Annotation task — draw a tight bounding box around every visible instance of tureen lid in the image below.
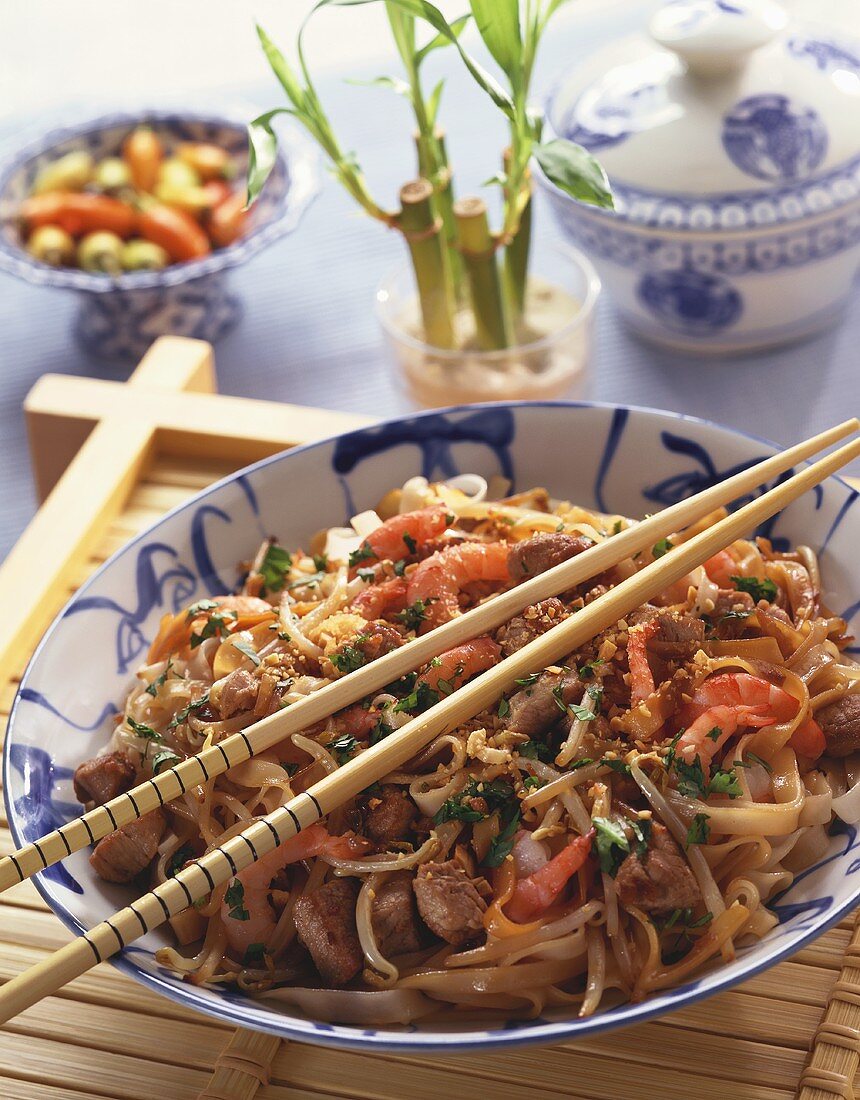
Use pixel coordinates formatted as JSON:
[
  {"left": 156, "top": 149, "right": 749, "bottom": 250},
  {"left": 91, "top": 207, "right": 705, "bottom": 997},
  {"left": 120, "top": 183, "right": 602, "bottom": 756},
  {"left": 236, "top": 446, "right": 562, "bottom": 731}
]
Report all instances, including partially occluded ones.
[{"left": 547, "top": 0, "right": 860, "bottom": 230}]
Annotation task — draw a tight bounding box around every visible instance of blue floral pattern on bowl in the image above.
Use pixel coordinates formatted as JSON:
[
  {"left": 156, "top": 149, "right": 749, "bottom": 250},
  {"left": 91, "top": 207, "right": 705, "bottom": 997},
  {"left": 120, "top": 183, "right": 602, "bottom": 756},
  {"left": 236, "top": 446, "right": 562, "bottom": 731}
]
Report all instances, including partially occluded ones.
[
  {"left": 0, "top": 111, "right": 320, "bottom": 361},
  {"left": 4, "top": 402, "right": 858, "bottom": 1052},
  {"left": 722, "top": 93, "right": 828, "bottom": 181}
]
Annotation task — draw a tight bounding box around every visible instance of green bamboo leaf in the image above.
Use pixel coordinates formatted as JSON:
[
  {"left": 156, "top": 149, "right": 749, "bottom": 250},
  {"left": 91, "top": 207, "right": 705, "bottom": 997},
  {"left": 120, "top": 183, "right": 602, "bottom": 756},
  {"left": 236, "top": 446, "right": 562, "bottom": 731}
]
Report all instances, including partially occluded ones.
[
  {"left": 468, "top": 0, "right": 521, "bottom": 80},
  {"left": 414, "top": 13, "right": 470, "bottom": 65},
  {"left": 246, "top": 108, "right": 294, "bottom": 206},
  {"left": 426, "top": 77, "right": 445, "bottom": 124},
  {"left": 348, "top": 74, "right": 411, "bottom": 96},
  {"left": 386, "top": 3, "right": 416, "bottom": 66},
  {"left": 256, "top": 24, "right": 306, "bottom": 110},
  {"left": 305, "top": 0, "right": 514, "bottom": 117},
  {"left": 533, "top": 138, "right": 614, "bottom": 209}
]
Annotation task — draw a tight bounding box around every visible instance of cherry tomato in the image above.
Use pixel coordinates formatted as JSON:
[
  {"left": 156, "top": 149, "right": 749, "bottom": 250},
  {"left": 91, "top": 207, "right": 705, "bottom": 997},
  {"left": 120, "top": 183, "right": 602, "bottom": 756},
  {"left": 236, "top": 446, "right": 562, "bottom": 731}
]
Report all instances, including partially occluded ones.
[{"left": 20, "top": 192, "right": 137, "bottom": 238}]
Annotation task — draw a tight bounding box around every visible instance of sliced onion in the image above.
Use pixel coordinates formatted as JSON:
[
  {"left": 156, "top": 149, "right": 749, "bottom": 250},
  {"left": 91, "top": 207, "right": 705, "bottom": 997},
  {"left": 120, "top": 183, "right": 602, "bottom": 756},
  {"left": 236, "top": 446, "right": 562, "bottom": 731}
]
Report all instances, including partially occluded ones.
[
  {"left": 399, "top": 476, "right": 430, "bottom": 512},
  {"left": 351, "top": 510, "right": 383, "bottom": 538},
  {"left": 444, "top": 474, "right": 488, "bottom": 501},
  {"left": 512, "top": 830, "right": 549, "bottom": 877},
  {"left": 833, "top": 777, "right": 860, "bottom": 824}
]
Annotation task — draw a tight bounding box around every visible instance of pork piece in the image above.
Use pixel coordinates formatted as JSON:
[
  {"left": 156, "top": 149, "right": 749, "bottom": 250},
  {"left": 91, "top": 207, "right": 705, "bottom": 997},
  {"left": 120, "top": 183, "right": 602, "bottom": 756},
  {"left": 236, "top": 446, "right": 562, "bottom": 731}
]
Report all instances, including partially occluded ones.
[
  {"left": 90, "top": 810, "right": 165, "bottom": 883},
  {"left": 496, "top": 597, "right": 567, "bottom": 657},
  {"left": 294, "top": 878, "right": 363, "bottom": 986},
  {"left": 372, "top": 872, "right": 424, "bottom": 956},
  {"left": 364, "top": 785, "right": 416, "bottom": 848},
  {"left": 709, "top": 589, "right": 756, "bottom": 639},
  {"left": 73, "top": 751, "right": 135, "bottom": 806},
  {"left": 355, "top": 621, "right": 404, "bottom": 662},
  {"left": 647, "top": 613, "right": 705, "bottom": 663},
  {"left": 218, "top": 668, "right": 258, "bottom": 719},
  {"left": 505, "top": 670, "right": 581, "bottom": 739},
  {"left": 615, "top": 822, "right": 701, "bottom": 914},
  {"left": 507, "top": 532, "right": 593, "bottom": 582},
  {"left": 413, "top": 860, "right": 487, "bottom": 945},
  {"left": 817, "top": 694, "right": 860, "bottom": 757}
]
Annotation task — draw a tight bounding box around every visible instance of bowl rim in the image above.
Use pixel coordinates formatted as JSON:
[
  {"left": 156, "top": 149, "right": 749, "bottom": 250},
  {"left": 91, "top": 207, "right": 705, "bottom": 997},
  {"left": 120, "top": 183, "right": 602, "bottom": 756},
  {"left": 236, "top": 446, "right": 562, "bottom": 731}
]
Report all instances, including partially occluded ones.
[
  {"left": 5, "top": 397, "right": 858, "bottom": 1052},
  {"left": 0, "top": 108, "right": 320, "bottom": 292}
]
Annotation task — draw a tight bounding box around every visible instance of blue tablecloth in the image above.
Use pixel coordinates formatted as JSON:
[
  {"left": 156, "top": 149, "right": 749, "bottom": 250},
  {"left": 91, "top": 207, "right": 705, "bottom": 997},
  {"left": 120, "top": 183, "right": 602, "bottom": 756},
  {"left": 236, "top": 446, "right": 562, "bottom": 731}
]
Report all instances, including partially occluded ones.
[{"left": 1, "top": 3, "right": 858, "bottom": 560}]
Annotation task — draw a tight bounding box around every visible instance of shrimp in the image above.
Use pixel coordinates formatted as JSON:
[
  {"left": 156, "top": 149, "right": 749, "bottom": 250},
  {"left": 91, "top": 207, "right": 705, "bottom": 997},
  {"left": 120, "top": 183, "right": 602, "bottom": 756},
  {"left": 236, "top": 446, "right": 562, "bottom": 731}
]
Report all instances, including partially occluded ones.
[
  {"left": 417, "top": 637, "right": 501, "bottom": 694},
  {"left": 350, "top": 506, "right": 448, "bottom": 571},
  {"left": 407, "top": 541, "right": 510, "bottom": 630},
  {"left": 627, "top": 620, "right": 659, "bottom": 704},
  {"left": 703, "top": 550, "right": 738, "bottom": 588},
  {"left": 221, "top": 823, "right": 371, "bottom": 955},
  {"left": 506, "top": 830, "right": 594, "bottom": 924},
  {"left": 674, "top": 672, "right": 801, "bottom": 766},
  {"left": 350, "top": 577, "right": 408, "bottom": 620}
]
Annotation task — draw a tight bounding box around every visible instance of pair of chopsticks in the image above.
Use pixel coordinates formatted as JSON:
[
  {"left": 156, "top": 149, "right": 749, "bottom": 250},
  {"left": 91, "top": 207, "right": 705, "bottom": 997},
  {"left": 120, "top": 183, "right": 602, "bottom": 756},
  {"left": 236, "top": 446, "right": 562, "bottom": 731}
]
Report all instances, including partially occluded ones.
[{"left": 0, "top": 419, "right": 857, "bottom": 1024}]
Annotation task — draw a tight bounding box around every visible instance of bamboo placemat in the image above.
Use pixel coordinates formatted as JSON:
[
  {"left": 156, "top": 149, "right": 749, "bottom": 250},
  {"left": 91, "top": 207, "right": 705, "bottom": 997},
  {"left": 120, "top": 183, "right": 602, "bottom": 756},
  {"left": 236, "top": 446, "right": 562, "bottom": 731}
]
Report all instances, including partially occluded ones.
[{"left": 1, "top": 336, "right": 858, "bottom": 1100}]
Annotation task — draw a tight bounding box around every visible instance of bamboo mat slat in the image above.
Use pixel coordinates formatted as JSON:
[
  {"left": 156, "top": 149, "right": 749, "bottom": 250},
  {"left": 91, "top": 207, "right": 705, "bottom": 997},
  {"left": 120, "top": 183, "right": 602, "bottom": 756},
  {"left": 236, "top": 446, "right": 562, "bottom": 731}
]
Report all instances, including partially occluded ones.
[{"left": 2, "top": 357, "right": 860, "bottom": 1100}]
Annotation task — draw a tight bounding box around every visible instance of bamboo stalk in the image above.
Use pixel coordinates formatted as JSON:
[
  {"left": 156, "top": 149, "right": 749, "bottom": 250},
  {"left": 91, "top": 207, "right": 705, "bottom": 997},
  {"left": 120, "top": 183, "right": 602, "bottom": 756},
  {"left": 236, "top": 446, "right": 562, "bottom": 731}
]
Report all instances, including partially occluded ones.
[
  {"left": 1, "top": 417, "right": 856, "bottom": 894},
  {"left": 398, "top": 179, "right": 456, "bottom": 350},
  {"left": 0, "top": 431, "right": 857, "bottom": 1024},
  {"left": 503, "top": 148, "right": 532, "bottom": 322},
  {"left": 454, "top": 196, "right": 510, "bottom": 350},
  {"left": 414, "top": 127, "right": 462, "bottom": 297}
]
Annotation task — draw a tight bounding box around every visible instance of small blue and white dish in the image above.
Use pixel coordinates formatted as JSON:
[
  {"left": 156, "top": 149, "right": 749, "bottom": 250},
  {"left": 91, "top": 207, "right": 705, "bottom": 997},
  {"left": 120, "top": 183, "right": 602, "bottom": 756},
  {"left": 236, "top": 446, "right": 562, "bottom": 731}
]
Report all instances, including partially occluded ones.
[
  {"left": 4, "top": 402, "right": 859, "bottom": 1050},
  {"left": 537, "top": 0, "right": 860, "bottom": 354},
  {"left": 0, "top": 111, "right": 319, "bottom": 362}
]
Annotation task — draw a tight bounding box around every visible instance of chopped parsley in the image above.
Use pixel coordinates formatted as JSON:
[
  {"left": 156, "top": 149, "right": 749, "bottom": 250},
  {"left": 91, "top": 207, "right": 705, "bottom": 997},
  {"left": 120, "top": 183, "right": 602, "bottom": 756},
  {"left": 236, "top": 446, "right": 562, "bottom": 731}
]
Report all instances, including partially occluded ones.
[
  {"left": 167, "top": 691, "right": 211, "bottom": 729},
  {"left": 652, "top": 537, "right": 674, "bottom": 559},
  {"left": 578, "top": 659, "right": 604, "bottom": 681},
  {"left": 673, "top": 755, "right": 708, "bottom": 800},
  {"left": 146, "top": 659, "right": 173, "bottom": 698},
  {"left": 286, "top": 571, "right": 325, "bottom": 591},
  {"left": 484, "top": 810, "right": 521, "bottom": 868},
  {"left": 330, "top": 640, "right": 369, "bottom": 675},
  {"left": 328, "top": 734, "right": 359, "bottom": 765},
  {"left": 658, "top": 908, "right": 713, "bottom": 932},
  {"left": 434, "top": 778, "right": 515, "bottom": 825},
  {"left": 348, "top": 544, "right": 377, "bottom": 568},
  {"left": 743, "top": 751, "right": 773, "bottom": 774},
  {"left": 393, "top": 681, "right": 440, "bottom": 714},
  {"left": 665, "top": 728, "right": 684, "bottom": 768},
  {"left": 186, "top": 599, "right": 218, "bottom": 620},
  {"left": 686, "top": 813, "right": 710, "bottom": 846},
  {"left": 393, "top": 558, "right": 407, "bottom": 577},
  {"left": 600, "top": 757, "right": 632, "bottom": 777},
  {"left": 497, "top": 697, "right": 511, "bottom": 718},
  {"left": 517, "top": 739, "right": 554, "bottom": 762},
  {"left": 259, "top": 543, "right": 293, "bottom": 594},
  {"left": 190, "top": 609, "right": 237, "bottom": 649},
  {"left": 312, "top": 552, "right": 329, "bottom": 572},
  {"left": 232, "top": 639, "right": 261, "bottom": 666},
  {"left": 435, "top": 663, "right": 464, "bottom": 697},
  {"left": 612, "top": 519, "right": 623, "bottom": 535},
  {"left": 402, "top": 532, "right": 417, "bottom": 554},
  {"left": 357, "top": 567, "right": 376, "bottom": 582},
  {"left": 515, "top": 672, "right": 540, "bottom": 688},
  {"left": 167, "top": 843, "right": 194, "bottom": 878},
  {"left": 224, "top": 880, "right": 249, "bottom": 921},
  {"left": 592, "top": 816, "right": 631, "bottom": 877},
  {"left": 522, "top": 776, "right": 544, "bottom": 790},
  {"left": 395, "top": 598, "right": 435, "bottom": 632},
  {"left": 127, "top": 715, "right": 162, "bottom": 742},
  {"left": 706, "top": 726, "right": 722, "bottom": 742},
  {"left": 555, "top": 682, "right": 602, "bottom": 721},
  {"left": 731, "top": 575, "right": 778, "bottom": 603},
  {"left": 152, "top": 748, "right": 181, "bottom": 774},
  {"left": 243, "top": 942, "right": 267, "bottom": 967},
  {"left": 370, "top": 716, "right": 393, "bottom": 745},
  {"left": 708, "top": 768, "right": 743, "bottom": 798}
]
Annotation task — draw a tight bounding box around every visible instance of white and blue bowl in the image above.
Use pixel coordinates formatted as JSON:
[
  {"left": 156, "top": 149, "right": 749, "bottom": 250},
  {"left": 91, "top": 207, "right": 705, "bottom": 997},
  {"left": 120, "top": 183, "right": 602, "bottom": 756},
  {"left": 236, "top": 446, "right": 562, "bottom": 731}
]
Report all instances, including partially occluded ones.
[
  {"left": 0, "top": 111, "right": 319, "bottom": 362},
  {"left": 536, "top": 2, "right": 860, "bottom": 353},
  {"left": 4, "top": 402, "right": 859, "bottom": 1050}
]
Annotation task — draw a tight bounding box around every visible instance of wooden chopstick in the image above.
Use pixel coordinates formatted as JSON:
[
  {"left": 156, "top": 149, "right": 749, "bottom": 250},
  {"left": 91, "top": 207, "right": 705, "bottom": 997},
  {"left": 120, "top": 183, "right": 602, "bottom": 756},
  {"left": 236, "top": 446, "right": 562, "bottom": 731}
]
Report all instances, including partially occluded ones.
[
  {"left": 0, "top": 430, "right": 857, "bottom": 1024},
  {"left": 1, "top": 418, "right": 856, "bottom": 897}
]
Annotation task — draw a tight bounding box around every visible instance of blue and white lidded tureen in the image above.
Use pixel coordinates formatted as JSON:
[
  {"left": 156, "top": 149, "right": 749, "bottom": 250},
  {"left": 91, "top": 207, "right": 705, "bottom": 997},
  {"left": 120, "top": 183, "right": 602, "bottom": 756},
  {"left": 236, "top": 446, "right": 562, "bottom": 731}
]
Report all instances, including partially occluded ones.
[{"left": 538, "top": 0, "right": 860, "bottom": 353}]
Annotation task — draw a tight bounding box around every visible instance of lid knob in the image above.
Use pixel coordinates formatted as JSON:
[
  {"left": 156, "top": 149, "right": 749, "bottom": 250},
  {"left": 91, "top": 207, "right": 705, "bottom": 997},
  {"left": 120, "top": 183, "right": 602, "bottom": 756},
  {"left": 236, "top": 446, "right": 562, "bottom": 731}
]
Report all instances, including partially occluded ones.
[{"left": 650, "top": 0, "right": 788, "bottom": 76}]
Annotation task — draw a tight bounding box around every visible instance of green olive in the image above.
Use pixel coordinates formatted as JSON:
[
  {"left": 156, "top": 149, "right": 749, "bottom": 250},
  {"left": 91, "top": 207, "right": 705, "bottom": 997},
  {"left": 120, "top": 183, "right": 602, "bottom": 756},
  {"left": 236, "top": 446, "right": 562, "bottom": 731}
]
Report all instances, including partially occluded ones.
[
  {"left": 78, "top": 231, "right": 124, "bottom": 274},
  {"left": 157, "top": 157, "right": 200, "bottom": 189},
  {"left": 120, "top": 238, "right": 170, "bottom": 271},
  {"left": 26, "top": 224, "right": 75, "bottom": 266},
  {"left": 32, "top": 150, "right": 94, "bottom": 195},
  {"left": 93, "top": 157, "right": 132, "bottom": 193}
]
